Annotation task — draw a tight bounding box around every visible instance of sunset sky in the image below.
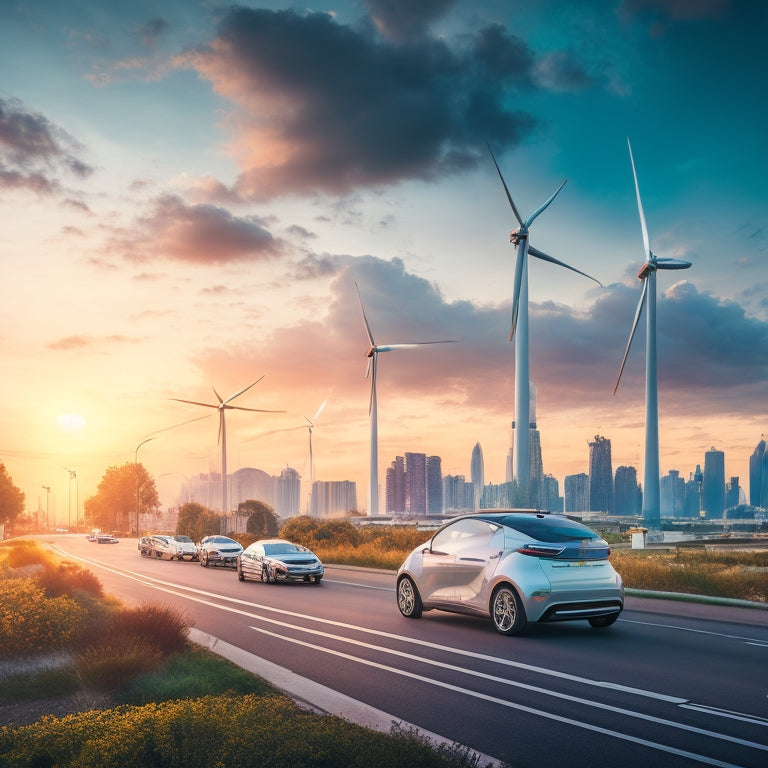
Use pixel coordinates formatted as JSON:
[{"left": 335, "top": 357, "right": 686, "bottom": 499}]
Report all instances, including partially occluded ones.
[{"left": 1, "top": 0, "right": 766, "bottom": 522}]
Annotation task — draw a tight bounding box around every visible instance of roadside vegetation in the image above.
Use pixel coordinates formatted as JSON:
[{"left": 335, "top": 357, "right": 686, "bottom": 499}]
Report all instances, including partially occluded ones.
[{"left": 0, "top": 539, "right": 497, "bottom": 768}]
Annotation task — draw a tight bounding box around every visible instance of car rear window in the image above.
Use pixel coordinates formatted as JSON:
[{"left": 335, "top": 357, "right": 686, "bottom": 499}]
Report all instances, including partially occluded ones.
[{"left": 500, "top": 516, "right": 601, "bottom": 542}]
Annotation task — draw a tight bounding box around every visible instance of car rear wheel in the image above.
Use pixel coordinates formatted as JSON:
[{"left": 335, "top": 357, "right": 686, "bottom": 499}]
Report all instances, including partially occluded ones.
[
  {"left": 491, "top": 585, "right": 526, "bottom": 636},
  {"left": 261, "top": 565, "right": 271, "bottom": 583},
  {"left": 588, "top": 613, "right": 620, "bottom": 628},
  {"left": 397, "top": 575, "right": 423, "bottom": 619},
  {"left": 200, "top": 553, "right": 209, "bottom": 567},
  {"left": 237, "top": 563, "right": 245, "bottom": 582}
]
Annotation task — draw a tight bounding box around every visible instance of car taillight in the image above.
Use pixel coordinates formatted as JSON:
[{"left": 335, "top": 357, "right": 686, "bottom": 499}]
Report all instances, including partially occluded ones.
[{"left": 518, "top": 544, "right": 566, "bottom": 558}]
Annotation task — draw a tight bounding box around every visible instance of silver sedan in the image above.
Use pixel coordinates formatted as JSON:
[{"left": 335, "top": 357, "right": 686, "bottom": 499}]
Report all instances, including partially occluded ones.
[
  {"left": 396, "top": 512, "right": 623, "bottom": 635},
  {"left": 237, "top": 539, "right": 324, "bottom": 584}
]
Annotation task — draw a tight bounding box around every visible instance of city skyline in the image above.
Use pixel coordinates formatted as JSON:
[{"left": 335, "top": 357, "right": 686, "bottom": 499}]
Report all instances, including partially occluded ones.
[{"left": 1, "top": 1, "right": 766, "bottom": 519}]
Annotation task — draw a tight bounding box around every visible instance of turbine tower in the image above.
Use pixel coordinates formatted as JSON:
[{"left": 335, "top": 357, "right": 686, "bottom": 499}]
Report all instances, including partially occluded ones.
[
  {"left": 488, "top": 146, "right": 601, "bottom": 490},
  {"left": 614, "top": 139, "right": 691, "bottom": 527},
  {"left": 355, "top": 282, "right": 457, "bottom": 516},
  {"left": 171, "top": 378, "right": 285, "bottom": 515},
  {"left": 305, "top": 398, "right": 328, "bottom": 486}
]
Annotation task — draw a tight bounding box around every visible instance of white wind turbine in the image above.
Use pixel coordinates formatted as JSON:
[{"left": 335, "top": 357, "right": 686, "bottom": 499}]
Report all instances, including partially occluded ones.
[
  {"left": 614, "top": 139, "right": 691, "bottom": 526},
  {"left": 488, "top": 145, "right": 602, "bottom": 490},
  {"left": 304, "top": 398, "right": 328, "bottom": 487},
  {"left": 355, "top": 282, "right": 457, "bottom": 516},
  {"left": 170, "top": 377, "right": 285, "bottom": 514}
]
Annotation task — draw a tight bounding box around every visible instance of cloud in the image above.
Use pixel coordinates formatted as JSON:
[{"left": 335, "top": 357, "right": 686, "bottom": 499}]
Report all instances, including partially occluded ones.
[
  {"left": 178, "top": 7, "right": 541, "bottom": 199},
  {"left": 0, "top": 96, "right": 93, "bottom": 196},
  {"left": 189, "top": 258, "right": 768, "bottom": 424},
  {"left": 48, "top": 334, "right": 140, "bottom": 351},
  {"left": 363, "top": 0, "right": 456, "bottom": 42},
  {"left": 115, "top": 194, "right": 285, "bottom": 264}
]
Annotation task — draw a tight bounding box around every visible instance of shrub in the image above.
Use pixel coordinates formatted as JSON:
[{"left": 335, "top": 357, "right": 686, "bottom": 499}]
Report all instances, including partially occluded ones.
[
  {"left": 279, "top": 515, "right": 321, "bottom": 546},
  {"left": 0, "top": 578, "right": 87, "bottom": 656},
  {"left": 37, "top": 563, "right": 104, "bottom": 598},
  {"left": 0, "top": 540, "right": 55, "bottom": 572},
  {"left": 313, "top": 520, "right": 360, "bottom": 547},
  {"left": 74, "top": 635, "right": 164, "bottom": 690}
]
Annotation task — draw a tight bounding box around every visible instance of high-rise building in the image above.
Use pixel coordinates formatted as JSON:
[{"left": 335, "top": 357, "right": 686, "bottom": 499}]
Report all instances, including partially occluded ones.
[
  {"left": 404, "top": 453, "right": 426, "bottom": 515},
  {"left": 471, "top": 442, "right": 484, "bottom": 511},
  {"left": 660, "top": 470, "right": 685, "bottom": 517},
  {"left": 443, "top": 474, "right": 473, "bottom": 512},
  {"left": 541, "top": 474, "right": 563, "bottom": 512},
  {"left": 750, "top": 438, "right": 767, "bottom": 508},
  {"left": 385, "top": 456, "right": 406, "bottom": 515},
  {"left": 564, "top": 473, "right": 589, "bottom": 513},
  {"left": 310, "top": 480, "right": 358, "bottom": 518},
  {"left": 588, "top": 435, "right": 613, "bottom": 513},
  {"left": 702, "top": 447, "right": 725, "bottom": 519},
  {"left": 683, "top": 465, "right": 703, "bottom": 518},
  {"left": 426, "top": 456, "right": 443, "bottom": 514},
  {"left": 614, "top": 466, "right": 641, "bottom": 516},
  {"left": 726, "top": 477, "right": 740, "bottom": 510},
  {"left": 276, "top": 467, "right": 301, "bottom": 518}
]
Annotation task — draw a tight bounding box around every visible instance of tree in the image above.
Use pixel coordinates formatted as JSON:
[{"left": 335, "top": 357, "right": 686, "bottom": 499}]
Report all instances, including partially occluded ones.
[
  {"left": 0, "top": 461, "right": 25, "bottom": 526},
  {"left": 84, "top": 462, "right": 159, "bottom": 533},
  {"left": 176, "top": 502, "right": 221, "bottom": 541},
  {"left": 279, "top": 515, "right": 320, "bottom": 546},
  {"left": 314, "top": 519, "right": 360, "bottom": 547},
  {"left": 241, "top": 500, "right": 278, "bottom": 538}
]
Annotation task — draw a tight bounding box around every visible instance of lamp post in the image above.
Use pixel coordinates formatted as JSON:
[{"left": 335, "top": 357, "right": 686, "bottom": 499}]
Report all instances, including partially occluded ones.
[
  {"left": 64, "top": 468, "right": 77, "bottom": 531},
  {"left": 135, "top": 438, "right": 157, "bottom": 537},
  {"left": 41, "top": 485, "right": 53, "bottom": 530}
]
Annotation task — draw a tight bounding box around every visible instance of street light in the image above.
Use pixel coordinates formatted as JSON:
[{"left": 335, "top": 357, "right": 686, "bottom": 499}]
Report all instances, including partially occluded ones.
[
  {"left": 64, "top": 468, "right": 77, "bottom": 531},
  {"left": 41, "top": 485, "right": 53, "bottom": 530},
  {"left": 135, "top": 438, "right": 157, "bottom": 536}
]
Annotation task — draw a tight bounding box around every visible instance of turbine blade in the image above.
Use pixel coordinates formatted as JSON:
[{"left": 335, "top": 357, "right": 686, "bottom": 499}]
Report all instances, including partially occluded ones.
[
  {"left": 312, "top": 397, "right": 328, "bottom": 423},
  {"left": 355, "top": 282, "right": 376, "bottom": 346},
  {"left": 487, "top": 143, "right": 524, "bottom": 227},
  {"left": 212, "top": 387, "right": 224, "bottom": 405},
  {"left": 224, "top": 405, "right": 286, "bottom": 413},
  {"left": 524, "top": 179, "right": 567, "bottom": 227},
  {"left": 364, "top": 356, "right": 372, "bottom": 379},
  {"left": 224, "top": 376, "right": 265, "bottom": 405},
  {"left": 655, "top": 258, "right": 692, "bottom": 269},
  {"left": 628, "top": 138, "right": 651, "bottom": 259},
  {"left": 369, "top": 359, "right": 376, "bottom": 416},
  {"left": 509, "top": 246, "right": 526, "bottom": 341},
  {"left": 145, "top": 414, "right": 211, "bottom": 437},
  {"left": 528, "top": 245, "right": 603, "bottom": 286},
  {"left": 376, "top": 341, "right": 458, "bottom": 351},
  {"left": 217, "top": 412, "right": 224, "bottom": 446},
  {"left": 169, "top": 398, "right": 217, "bottom": 409},
  {"left": 614, "top": 279, "right": 648, "bottom": 395}
]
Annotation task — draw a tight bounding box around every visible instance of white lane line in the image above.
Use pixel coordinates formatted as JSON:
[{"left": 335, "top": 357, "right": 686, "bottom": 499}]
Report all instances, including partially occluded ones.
[
  {"left": 679, "top": 704, "right": 768, "bottom": 727},
  {"left": 51, "top": 546, "right": 689, "bottom": 703},
  {"left": 620, "top": 618, "right": 768, "bottom": 644},
  {"left": 248, "top": 625, "right": 751, "bottom": 768},
  {"left": 245, "top": 616, "right": 768, "bottom": 754}
]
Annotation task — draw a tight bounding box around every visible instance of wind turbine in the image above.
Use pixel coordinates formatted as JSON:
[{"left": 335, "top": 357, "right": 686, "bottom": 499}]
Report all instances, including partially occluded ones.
[
  {"left": 614, "top": 139, "right": 691, "bottom": 526},
  {"left": 355, "top": 282, "right": 457, "bottom": 516},
  {"left": 170, "top": 377, "right": 285, "bottom": 515},
  {"left": 305, "top": 397, "right": 328, "bottom": 487},
  {"left": 488, "top": 145, "right": 602, "bottom": 491}
]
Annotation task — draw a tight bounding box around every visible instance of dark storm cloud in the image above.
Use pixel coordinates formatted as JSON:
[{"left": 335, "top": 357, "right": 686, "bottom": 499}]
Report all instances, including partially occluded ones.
[
  {"left": 181, "top": 7, "right": 541, "bottom": 199},
  {"left": 120, "top": 194, "right": 284, "bottom": 265},
  {"left": 0, "top": 96, "right": 93, "bottom": 196},
  {"left": 363, "top": 0, "right": 456, "bottom": 42}
]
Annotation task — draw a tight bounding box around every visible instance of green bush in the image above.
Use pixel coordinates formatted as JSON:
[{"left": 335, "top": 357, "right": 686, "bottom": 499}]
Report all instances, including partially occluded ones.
[
  {"left": 0, "top": 694, "right": 485, "bottom": 768},
  {"left": 37, "top": 563, "right": 105, "bottom": 599},
  {"left": 74, "top": 636, "right": 164, "bottom": 690},
  {"left": 0, "top": 578, "right": 87, "bottom": 656}
]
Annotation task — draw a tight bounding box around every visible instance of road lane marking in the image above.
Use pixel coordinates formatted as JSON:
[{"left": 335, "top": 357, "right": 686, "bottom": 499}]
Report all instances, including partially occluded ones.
[
  {"left": 620, "top": 618, "right": 768, "bottom": 644},
  {"left": 247, "top": 624, "right": 753, "bottom": 768}
]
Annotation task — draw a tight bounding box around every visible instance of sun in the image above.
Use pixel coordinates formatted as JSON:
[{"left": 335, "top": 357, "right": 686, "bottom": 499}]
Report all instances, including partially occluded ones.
[{"left": 57, "top": 413, "right": 86, "bottom": 431}]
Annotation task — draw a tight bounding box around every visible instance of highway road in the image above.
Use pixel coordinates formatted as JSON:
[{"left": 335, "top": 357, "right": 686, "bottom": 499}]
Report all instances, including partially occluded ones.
[{"left": 48, "top": 534, "right": 768, "bottom": 768}]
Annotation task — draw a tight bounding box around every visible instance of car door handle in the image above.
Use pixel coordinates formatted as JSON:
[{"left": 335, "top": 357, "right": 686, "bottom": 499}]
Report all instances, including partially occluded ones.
[
  {"left": 458, "top": 557, "right": 485, "bottom": 562},
  {"left": 489, "top": 551, "right": 503, "bottom": 559}
]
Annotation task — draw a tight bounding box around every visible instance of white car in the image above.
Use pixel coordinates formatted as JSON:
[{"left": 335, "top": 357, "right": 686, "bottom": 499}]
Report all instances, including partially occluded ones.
[
  {"left": 237, "top": 539, "right": 324, "bottom": 584},
  {"left": 150, "top": 534, "right": 198, "bottom": 561},
  {"left": 198, "top": 535, "right": 243, "bottom": 567}
]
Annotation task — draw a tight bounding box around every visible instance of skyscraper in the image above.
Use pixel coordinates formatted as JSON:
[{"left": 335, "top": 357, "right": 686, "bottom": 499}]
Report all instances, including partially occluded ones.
[
  {"left": 750, "top": 438, "right": 767, "bottom": 508},
  {"left": 385, "top": 456, "right": 406, "bottom": 515},
  {"left": 310, "top": 480, "right": 358, "bottom": 518},
  {"left": 564, "top": 473, "right": 589, "bottom": 513},
  {"left": 405, "top": 452, "right": 427, "bottom": 515},
  {"left": 726, "top": 477, "right": 740, "bottom": 510},
  {"left": 443, "top": 475, "right": 473, "bottom": 512},
  {"left": 660, "top": 469, "right": 685, "bottom": 517},
  {"left": 276, "top": 467, "right": 301, "bottom": 518},
  {"left": 683, "top": 465, "right": 703, "bottom": 518},
  {"left": 702, "top": 447, "right": 725, "bottom": 519},
  {"left": 471, "top": 442, "right": 484, "bottom": 511},
  {"left": 426, "top": 456, "right": 443, "bottom": 515},
  {"left": 588, "top": 435, "right": 613, "bottom": 514},
  {"left": 614, "top": 466, "right": 641, "bottom": 516}
]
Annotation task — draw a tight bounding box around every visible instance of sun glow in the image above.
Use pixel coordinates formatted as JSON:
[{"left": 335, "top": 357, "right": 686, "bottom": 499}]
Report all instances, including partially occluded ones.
[{"left": 57, "top": 413, "right": 86, "bottom": 431}]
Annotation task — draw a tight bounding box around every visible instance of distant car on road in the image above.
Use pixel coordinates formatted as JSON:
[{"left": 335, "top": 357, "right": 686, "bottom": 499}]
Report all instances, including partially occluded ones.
[
  {"left": 198, "top": 535, "right": 243, "bottom": 568},
  {"left": 396, "top": 512, "right": 624, "bottom": 636},
  {"left": 96, "top": 534, "right": 119, "bottom": 544},
  {"left": 148, "top": 534, "right": 199, "bottom": 561},
  {"left": 237, "top": 539, "right": 324, "bottom": 584},
  {"left": 138, "top": 536, "right": 153, "bottom": 556}
]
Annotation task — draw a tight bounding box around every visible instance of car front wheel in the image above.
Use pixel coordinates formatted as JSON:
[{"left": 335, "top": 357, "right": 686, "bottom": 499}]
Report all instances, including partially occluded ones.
[
  {"left": 588, "top": 612, "right": 620, "bottom": 628},
  {"left": 397, "top": 575, "right": 423, "bottom": 618},
  {"left": 491, "top": 585, "right": 526, "bottom": 636},
  {"left": 237, "top": 563, "right": 245, "bottom": 582}
]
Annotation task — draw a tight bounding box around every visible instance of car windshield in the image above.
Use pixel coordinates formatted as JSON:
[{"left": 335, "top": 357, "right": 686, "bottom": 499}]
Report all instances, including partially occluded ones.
[
  {"left": 208, "top": 537, "right": 233, "bottom": 544},
  {"left": 496, "top": 516, "right": 601, "bottom": 542},
  {"left": 264, "top": 542, "right": 306, "bottom": 556},
  {"left": 173, "top": 535, "right": 194, "bottom": 543}
]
